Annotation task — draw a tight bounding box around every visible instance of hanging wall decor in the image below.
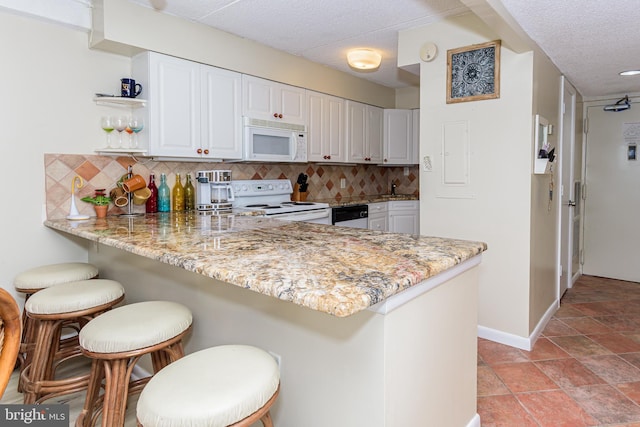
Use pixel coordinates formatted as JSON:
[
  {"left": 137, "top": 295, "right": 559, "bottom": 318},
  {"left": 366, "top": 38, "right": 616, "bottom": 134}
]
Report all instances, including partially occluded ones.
[{"left": 447, "top": 40, "right": 501, "bottom": 104}]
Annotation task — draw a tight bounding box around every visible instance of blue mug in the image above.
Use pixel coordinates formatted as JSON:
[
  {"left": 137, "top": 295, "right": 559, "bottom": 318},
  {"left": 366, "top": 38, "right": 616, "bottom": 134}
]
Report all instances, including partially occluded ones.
[{"left": 121, "top": 78, "right": 142, "bottom": 98}]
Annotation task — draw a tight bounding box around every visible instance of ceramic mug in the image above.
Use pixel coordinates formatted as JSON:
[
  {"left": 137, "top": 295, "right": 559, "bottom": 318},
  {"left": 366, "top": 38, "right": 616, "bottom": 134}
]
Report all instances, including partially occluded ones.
[
  {"left": 110, "top": 187, "right": 129, "bottom": 207},
  {"left": 133, "top": 187, "right": 151, "bottom": 205},
  {"left": 121, "top": 78, "right": 142, "bottom": 98},
  {"left": 122, "top": 174, "right": 146, "bottom": 193}
]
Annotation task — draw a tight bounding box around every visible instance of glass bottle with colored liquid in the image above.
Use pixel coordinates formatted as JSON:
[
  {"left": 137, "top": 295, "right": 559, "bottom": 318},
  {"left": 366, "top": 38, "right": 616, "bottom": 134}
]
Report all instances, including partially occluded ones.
[
  {"left": 172, "top": 173, "right": 185, "bottom": 212},
  {"left": 145, "top": 173, "right": 158, "bottom": 213},
  {"left": 184, "top": 173, "right": 195, "bottom": 211},
  {"left": 157, "top": 173, "right": 170, "bottom": 213}
]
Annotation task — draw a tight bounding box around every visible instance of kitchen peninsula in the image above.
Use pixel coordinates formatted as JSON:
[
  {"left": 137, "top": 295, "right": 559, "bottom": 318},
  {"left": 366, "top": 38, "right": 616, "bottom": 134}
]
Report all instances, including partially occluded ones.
[{"left": 45, "top": 213, "right": 486, "bottom": 427}]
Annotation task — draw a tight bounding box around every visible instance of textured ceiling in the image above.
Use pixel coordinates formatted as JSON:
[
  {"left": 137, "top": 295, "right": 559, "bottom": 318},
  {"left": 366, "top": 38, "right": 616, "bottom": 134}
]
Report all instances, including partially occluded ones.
[
  {"left": 130, "top": 0, "right": 640, "bottom": 97},
  {"left": 128, "top": 0, "right": 469, "bottom": 89},
  {"left": 501, "top": 0, "right": 640, "bottom": 98}
]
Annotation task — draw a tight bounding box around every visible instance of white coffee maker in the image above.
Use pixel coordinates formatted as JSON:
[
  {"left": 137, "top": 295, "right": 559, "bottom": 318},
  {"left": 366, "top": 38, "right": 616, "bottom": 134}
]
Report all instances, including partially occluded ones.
[{"left": 196, "top": 170, "right": 234, "bottom": 214}]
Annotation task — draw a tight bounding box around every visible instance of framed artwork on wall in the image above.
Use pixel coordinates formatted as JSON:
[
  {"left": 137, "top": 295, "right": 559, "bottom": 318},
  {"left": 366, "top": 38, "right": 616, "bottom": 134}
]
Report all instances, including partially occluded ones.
[{"left": 446, "top": 40, "right": 501, "bottom": 104}]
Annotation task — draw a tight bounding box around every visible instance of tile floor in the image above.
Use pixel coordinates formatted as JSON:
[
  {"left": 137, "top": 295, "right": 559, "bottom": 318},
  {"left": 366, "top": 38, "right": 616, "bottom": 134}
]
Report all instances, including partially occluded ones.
[{"left": 478, "top": 275, "right": 640, "bottom": 426}]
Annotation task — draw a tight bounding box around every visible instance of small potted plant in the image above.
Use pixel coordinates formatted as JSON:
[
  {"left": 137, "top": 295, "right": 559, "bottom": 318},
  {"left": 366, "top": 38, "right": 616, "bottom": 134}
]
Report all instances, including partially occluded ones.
[{"left": 82, "top": 189, "right": 111, "bottom": 218}]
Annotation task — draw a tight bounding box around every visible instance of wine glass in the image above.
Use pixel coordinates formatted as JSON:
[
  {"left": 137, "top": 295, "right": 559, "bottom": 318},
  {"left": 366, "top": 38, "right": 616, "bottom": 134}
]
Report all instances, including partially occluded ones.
[
  {"left": 130, "top": 117, "right": 144, "bottom": 149},
  {"left": 100, "top": 116, "right": 115, "bottom": 148},
  {"left": 114, "top": 116, "right": 127, "bottom": 148},
  {"left": 124, "top": 117, "right": 134, "bottom": 148}
]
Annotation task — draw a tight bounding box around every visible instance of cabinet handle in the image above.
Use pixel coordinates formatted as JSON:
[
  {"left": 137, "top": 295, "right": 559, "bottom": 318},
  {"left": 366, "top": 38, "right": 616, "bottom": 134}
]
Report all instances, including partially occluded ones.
[
  {"left": 384, "top": 159, "right": 387, "bottom": 162},
  {"left": 204, "top": 149, "right": 209, "bottom": 155},
  {"left": 273, "top": 113, "right": 278, "bottom": 118},
  {"left": 327, "top": 155, "right": 331, "bottom": 160},
  {"left": 323, "top": 155, "right": 328, "bottom": 160},
  {"left": 197, "top": 148, "right": 203, "bottom": 154}
]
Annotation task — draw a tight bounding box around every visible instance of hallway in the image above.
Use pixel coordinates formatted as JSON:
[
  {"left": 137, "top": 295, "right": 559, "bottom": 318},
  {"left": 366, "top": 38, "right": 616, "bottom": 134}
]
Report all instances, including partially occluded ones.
[{"left": 478, "top": 275, "right": 640, "bottom": 426}]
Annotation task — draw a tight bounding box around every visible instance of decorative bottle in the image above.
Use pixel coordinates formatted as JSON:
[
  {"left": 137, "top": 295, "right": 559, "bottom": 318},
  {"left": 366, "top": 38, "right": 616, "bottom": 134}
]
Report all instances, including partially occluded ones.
[
  {"left": 184, "top": 173, "right": 195, "bottom": 211},
  {"left": 172, "top": 173, "right": 185, "bottom": 212},
  {"left": 157, "top": 173, "right": 170, "bottom": 213},
  {"left": 146, "top": 173, "right": 158, "bottom": 213}
]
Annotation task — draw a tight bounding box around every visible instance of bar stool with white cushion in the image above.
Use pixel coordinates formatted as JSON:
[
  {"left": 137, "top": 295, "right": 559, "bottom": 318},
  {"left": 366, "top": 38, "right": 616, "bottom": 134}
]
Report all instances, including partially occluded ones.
[
  {"left": 76, "top": 301, "right": 193, "bottom": 427},
  {"left": 136, "top": 345, "right": 280, "bottom": 427},
  {"left": 14, "top": 262, "right": 99, "bottom": 377},
  {"left": 21, "top": 279, "right": 124, "bottom": 404}
]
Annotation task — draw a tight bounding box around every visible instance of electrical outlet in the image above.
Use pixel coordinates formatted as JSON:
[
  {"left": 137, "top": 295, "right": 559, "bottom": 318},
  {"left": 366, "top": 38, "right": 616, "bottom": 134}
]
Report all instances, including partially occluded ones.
[
  {"left": 403, "top": 167, "right": 409, "bottom": 176},
  {"left": 340, "top": 178, "right": 346, "bottom": 189}
]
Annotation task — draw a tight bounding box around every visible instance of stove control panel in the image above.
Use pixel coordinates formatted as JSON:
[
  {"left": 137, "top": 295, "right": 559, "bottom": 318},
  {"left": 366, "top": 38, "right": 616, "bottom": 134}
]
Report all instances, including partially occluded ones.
[{"left": 232, "top": 179, "right": 293, "bottom": 197}]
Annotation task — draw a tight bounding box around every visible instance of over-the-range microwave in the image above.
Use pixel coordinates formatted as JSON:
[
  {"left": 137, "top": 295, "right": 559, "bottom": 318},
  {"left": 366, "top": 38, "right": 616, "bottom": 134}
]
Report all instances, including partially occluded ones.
[{"left": 243, "top": 117, "right": 307, "bottom": 163}]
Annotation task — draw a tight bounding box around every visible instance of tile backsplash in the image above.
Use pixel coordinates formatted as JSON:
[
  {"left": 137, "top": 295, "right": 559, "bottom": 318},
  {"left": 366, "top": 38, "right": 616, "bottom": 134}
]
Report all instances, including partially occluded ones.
[{"left": 45, "top": 154, "right": 419, "bottom": 219}]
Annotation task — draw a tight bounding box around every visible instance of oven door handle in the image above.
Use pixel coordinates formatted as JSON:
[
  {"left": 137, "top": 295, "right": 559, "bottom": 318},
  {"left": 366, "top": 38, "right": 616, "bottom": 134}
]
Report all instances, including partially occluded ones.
[{"left": 269, "top": 209, "right": 330, "bottom": 222}]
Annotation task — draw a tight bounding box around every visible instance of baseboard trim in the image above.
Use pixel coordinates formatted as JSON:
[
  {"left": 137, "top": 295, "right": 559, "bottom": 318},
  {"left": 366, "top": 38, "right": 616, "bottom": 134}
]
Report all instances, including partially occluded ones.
[
  {"left": 466, "top": 413, "right": 481, "bottom": 427},
  {"left": 478, "top": 299, "right": 558, "bottom": 351}
]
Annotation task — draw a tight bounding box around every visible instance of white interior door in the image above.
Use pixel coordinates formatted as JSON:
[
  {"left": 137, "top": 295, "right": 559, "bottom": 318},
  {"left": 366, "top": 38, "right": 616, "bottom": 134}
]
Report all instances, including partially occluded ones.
[
  {"left": 559, "top": 77, "right": 577, "bottom": 298},
  {"left": 583, "top": 100, "right": 640, "bottom": 282}
]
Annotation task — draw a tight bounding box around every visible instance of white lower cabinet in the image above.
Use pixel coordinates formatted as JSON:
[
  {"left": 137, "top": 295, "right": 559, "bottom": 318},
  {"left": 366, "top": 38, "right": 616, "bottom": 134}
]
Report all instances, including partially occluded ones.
[
  {"left": 368, "top": 202, "right": 388, "bottom": 231},
  {"left": 388, "top": 200, "right": 420, "bottom": 235}
]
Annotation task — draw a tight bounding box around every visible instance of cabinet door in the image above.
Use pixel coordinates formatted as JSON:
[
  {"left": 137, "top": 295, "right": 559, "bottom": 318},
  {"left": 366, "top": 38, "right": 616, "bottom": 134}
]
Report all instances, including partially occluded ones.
[
  {"left": 388, "top": 212, "right": 419, "bottom": 234},
  {"left": 308, "top": 92, "right": 345, "bottom": 162},
  {"left": 201, "top": 66, "right": 243, "bottom": 159},
  {"left": 277, "top": 82, "right": 306, "bottom": 125},
  {"left": 383, "top": 109, "right": 413, "bottom": 165},
  {"left": 147, "top": 53, "right": 201, "bottom": 157},
  {"left": 325, "top": 95, "right": 346, "bottom": 162},
  {"left": 346, "top": 100, "right": 367, "bottom": 162},
  {"left": 307, "top": 91, "right": 325, "bottom": 161},
  {"left": 368, "top": 215, "right": 388, "bottom": 232},
  {"left": 242, "top": 75, "right": 274, "bottom": 120},
  {"left": 242, "top": 75, "right": 306, "bottom": 125},
  {"left": 367, "top": 105, "right": 384, "bottom": 163}
]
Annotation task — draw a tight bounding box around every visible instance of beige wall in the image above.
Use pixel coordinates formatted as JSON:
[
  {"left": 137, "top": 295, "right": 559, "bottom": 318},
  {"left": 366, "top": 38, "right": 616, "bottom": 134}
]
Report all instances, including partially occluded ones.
[
  {"left": 399, "top": 13, "right": 549, "bottom": 340},
  {"left": 528, "top": 52, "right": 563, "bottom": 332},
  {"left": 92, "top": 0, "right": 397, "bottom": 108},
  {"left": 0, "top": 10, "right": 131, "bottom": 302}
]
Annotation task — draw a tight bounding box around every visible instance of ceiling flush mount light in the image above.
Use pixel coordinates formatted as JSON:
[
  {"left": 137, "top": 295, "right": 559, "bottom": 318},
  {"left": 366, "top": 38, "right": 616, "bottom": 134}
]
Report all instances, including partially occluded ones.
[
  {"left": 620, "top": 70, "right": 640, "bottom": 76},
  {"left": 347, "top": 49, "right": 382, "bottom": 71}
]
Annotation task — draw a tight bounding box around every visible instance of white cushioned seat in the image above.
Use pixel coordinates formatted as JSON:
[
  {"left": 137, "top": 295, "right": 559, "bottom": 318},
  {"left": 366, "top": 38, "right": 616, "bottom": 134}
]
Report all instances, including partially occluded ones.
[
  {"left": 14, "top": 262, "right": 98, "bottom": 290},
  {"left": 25, "top": 279, "right": 124, "bottom": 315},
  {"left": 137, "top": 345, "right": 280, "bottom": 427},
  {"left": 79, "top": 301, "right": 193, "bottom": 354}
]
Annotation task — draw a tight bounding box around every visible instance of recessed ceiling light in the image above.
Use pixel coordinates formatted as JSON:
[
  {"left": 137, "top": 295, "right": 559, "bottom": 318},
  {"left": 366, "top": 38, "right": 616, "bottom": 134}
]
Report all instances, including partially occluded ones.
[{"left": 620, "top": 70, "right": 640, "bottom": 76}]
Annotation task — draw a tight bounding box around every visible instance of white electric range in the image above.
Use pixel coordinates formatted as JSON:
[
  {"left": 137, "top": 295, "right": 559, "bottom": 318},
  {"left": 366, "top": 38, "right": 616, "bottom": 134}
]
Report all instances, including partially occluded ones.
[{"left": 231, "top": 179, "right": 331, "bottom": 224}]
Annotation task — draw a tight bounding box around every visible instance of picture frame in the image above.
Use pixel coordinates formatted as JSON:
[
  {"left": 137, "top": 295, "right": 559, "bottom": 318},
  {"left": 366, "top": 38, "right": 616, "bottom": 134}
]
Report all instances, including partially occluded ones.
[{"left": 447, "top": 40, "right": 501, "bottom": 104}]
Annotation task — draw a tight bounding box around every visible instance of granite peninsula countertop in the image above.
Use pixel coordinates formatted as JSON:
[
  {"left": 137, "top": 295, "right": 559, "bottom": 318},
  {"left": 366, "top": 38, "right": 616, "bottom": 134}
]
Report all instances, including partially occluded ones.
[{"left": 44, "top": 213, "right": 486, "bottom": 317}]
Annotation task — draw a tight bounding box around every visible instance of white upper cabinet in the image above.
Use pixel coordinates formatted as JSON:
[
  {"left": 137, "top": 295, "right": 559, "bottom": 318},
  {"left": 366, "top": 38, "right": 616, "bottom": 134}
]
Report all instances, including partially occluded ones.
[
  {"left": 382, "top": 109, "right": 418, "bottom": 165},
  {"left": 307, "top": 91, "right": 346, "bottom": 162},
  {"left": 242, "top": 75, "right": 306, "bottom": 125},
  {"left": 132, "top": 52, "right": 242, "bottom": 160},
  {"left": 345, "top": 100, "right": 383, "bottom": 164},
  {"left": 201, "top": 66, "right": 243, "bottom": 159}
]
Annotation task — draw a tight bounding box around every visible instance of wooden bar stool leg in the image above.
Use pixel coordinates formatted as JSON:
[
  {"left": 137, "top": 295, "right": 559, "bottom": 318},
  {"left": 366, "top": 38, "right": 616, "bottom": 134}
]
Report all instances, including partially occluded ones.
[
  {"left": 22, "top": 319, "right": 61, "bottom": 404},
  {"left": 75, "top": 360, "right": 104, "bottom": 427},
  {"left": 101, "top": 358, "right": 138, "bottom": 427}
]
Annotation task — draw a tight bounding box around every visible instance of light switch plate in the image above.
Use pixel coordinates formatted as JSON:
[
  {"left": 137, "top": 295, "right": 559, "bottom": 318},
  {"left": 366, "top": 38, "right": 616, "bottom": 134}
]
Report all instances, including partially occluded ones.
[
  {"left": 423, "top": 156, "right": 433, "bottom": 172},
  {"left": 340, "top": 178, "right": 346, "bottom": 188}
]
